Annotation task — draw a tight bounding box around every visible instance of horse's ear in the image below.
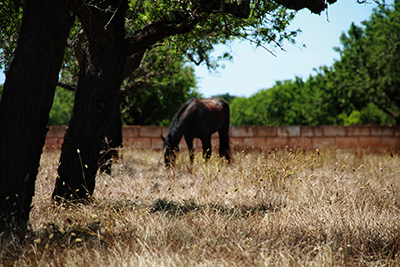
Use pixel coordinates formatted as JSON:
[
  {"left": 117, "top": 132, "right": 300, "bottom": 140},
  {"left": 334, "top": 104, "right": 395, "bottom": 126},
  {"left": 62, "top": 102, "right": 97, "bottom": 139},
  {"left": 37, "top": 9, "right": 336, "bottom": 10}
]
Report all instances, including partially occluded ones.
[{"left": 160, "top": 135, "right": 165, "bottom": 142}]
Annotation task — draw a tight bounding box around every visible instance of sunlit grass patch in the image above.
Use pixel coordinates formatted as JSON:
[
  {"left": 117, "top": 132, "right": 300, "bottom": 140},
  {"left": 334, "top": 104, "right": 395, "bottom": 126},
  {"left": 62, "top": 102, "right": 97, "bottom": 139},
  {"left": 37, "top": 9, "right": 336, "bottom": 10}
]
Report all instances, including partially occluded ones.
[{"left": 2, "top": 148, "right": 400, "bottom": 266}]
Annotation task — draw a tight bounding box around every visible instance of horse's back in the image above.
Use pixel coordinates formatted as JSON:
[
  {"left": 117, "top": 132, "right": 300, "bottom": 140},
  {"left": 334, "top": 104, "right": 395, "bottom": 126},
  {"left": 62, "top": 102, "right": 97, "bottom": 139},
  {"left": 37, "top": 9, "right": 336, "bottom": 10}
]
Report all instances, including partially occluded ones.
[
  {"left": 202, "top": 97, "right": 230, "bottom": 124},
  {"left": 181, "top": 97, "right": 229, "bottom": 136},
  {"left": 193, "top": 97, "right": 229, "bottom": 114},
  {"left": 202, "top": 97, "right": 228, "bottom": 107}
]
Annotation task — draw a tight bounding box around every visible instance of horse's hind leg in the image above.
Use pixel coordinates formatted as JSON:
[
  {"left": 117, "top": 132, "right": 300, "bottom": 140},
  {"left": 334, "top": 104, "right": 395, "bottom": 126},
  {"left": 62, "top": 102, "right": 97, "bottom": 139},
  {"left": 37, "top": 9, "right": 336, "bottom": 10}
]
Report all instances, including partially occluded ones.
[
  {"left": 201, "top": 136, "right": 212, "bottom": 162},
  {"left": 185, "top": 135, "right": 194, "bottom": 164},
  {"left": 218, "top": 127, "right": 231, "bottom": 163}
]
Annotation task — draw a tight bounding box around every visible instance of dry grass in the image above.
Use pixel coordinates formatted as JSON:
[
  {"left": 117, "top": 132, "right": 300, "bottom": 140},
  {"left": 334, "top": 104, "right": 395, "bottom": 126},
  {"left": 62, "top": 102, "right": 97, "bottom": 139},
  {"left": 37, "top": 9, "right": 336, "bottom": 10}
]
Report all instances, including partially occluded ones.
[{"left": 1, "top": 147, "right": 400, "bottom": 266}]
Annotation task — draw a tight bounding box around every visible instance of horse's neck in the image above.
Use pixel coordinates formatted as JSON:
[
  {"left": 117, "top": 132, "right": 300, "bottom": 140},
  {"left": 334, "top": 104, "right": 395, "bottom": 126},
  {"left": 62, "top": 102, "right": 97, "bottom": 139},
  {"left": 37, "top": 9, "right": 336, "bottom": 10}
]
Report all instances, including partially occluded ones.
[
  {"left": 167, "top": 128, "right": 184, "bottom": 147},
  {"left": 168, "top": 102, "right": 191, "bottom": 146}
]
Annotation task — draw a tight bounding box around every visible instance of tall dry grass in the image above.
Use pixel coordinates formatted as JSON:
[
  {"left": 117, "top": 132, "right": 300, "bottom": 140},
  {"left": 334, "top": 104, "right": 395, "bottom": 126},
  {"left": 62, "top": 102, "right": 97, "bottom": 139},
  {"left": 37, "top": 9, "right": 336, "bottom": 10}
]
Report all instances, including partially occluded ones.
[{"left": 1, "top": 147, "right": 400, "bottom": 266}]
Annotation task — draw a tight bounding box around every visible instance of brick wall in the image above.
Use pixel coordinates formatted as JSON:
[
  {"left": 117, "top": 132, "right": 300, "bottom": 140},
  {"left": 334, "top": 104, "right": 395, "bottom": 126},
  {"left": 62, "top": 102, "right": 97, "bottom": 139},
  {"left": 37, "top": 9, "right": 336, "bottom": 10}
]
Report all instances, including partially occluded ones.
[{"left": 45, "top": 125, "right": 400, "bottom": 150}]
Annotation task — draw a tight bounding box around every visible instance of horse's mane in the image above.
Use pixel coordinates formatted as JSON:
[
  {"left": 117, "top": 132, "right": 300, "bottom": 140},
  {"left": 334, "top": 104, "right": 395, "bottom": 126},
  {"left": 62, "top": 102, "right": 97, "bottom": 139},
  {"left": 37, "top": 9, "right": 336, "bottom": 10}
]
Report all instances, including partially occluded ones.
[
  {"left": 170, "top": 97, "right": 195, "bottom": 130},
  {"left": 167, "top": 97, "right": 196, "bottom": 145}
]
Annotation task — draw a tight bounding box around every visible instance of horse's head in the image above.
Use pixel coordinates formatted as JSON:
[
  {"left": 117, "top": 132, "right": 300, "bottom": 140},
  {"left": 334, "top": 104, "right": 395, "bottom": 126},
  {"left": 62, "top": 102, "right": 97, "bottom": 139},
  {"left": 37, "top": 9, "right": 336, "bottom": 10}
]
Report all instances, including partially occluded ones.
[{"left": 161, "top": 135, "right": 179, "bottom": 168}]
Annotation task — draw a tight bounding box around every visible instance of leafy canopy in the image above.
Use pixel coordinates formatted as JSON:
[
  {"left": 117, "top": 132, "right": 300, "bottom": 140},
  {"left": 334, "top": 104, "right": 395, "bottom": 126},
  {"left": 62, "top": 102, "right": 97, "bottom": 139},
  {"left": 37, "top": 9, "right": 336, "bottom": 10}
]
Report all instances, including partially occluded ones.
[{"left": 331, "top": 0, "right": 400, "bottom": 123}]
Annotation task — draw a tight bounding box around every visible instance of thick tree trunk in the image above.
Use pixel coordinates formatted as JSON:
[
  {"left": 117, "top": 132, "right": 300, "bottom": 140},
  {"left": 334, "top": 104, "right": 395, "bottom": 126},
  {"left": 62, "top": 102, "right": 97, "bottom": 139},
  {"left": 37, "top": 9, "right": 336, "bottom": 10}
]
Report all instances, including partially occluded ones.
[
  {"left": 0, "top": 0, "right": 73, "bottom": 239},
  {"left": 97, "top": 51, "right": 146, "bottom": 175},
  {"left": 52, "top": 0, "right": 127, "bottom": 201},
  {"left": 99, "top": 97, "right": 123, "bottom": 175}
]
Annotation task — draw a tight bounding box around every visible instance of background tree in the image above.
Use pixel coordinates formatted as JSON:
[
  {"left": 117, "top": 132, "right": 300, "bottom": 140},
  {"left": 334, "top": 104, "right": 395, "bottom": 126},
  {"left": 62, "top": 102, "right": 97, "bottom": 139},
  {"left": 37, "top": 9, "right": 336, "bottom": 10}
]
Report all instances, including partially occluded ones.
[
  {"left": 0, "top": 0, "right": 21, "bottom": 71},
  {"left": 212, "top": 93, "right": 237, "bottom": 104},
  {"left": 230, "top": 77, "right": 326, "bottom": 125},
  {"left": 230, "top": 66, "right": 395, "bottom": 126},
  {"left": 48, "top": 87, "right": 75, "bottom": 126},
  {"left": 331, "top": 1, "right": 400, "bottom": 124}
]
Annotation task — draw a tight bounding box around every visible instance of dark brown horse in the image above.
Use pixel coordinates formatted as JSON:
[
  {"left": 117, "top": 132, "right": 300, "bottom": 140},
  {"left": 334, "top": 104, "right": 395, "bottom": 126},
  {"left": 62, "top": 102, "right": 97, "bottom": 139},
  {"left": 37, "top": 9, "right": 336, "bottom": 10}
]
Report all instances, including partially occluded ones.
[{"left": 161, "top": 97, "right": 231, "bottom": 167}]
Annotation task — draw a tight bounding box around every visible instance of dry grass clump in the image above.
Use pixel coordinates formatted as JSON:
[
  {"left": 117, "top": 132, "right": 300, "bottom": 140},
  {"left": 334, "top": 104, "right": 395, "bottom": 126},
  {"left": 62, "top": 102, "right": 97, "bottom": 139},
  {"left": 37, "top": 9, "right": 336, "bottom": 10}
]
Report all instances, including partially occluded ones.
[{"left": 1, "top": 147, "right": 400, "bottom": 266}]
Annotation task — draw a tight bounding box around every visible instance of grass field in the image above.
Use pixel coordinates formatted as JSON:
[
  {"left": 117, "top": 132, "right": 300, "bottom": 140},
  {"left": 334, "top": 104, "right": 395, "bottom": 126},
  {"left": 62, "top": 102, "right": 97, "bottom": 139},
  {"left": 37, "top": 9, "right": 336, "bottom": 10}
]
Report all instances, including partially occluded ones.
[{"left": 1, "top": 147, "right": 400, "bottom": 266}]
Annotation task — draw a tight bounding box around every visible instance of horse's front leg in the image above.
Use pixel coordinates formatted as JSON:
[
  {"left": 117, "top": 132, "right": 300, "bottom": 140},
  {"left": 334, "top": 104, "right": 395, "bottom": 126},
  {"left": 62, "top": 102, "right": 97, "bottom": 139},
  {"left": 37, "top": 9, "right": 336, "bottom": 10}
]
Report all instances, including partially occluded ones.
[
  {"left": 201, "top": 135, "right": 212, "bottom": 162},
  {"left": 185, "top": 135, "right": 194, "bottom": 164}
]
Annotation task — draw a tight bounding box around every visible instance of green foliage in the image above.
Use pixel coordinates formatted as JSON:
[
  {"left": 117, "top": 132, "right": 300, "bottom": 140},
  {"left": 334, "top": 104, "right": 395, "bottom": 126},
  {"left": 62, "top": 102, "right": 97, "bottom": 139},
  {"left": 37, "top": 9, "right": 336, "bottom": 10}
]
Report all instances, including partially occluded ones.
[
  {"left": 331, "top": 1, "right": 400, "bottom": 124},
  {"left": 359, "top": 102, "right": 396, "bottom": 125},
  {"left": 231, "top": 77, "right": 332, "bottom": 126},
  {"left": 338, "top": 111, "right": 361, "bottom": 126},
  {"left": 211, "top": 93, "right": 237, "bottom": 104},
  {"left": 230, "top": 96, "right": 257, "bottom": 126},
  {"left": 230, "top": 68, "right": 396, "bottom": 126},
  {"left": 48, "top": 87, "right": 75, "bottom": 126},
  {"left": 0, "top": 0, "right": 22, "bottom": 71}
]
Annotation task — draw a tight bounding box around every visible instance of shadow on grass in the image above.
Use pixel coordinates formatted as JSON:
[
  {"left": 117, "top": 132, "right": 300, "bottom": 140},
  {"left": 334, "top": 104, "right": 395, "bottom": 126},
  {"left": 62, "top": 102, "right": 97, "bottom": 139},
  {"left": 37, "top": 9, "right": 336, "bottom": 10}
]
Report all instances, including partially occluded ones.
[
  {"left": 0, "top": 220, "right": 114, "bottom": 265},
  {"left": 2, "top": 196, "right": 399, "bottom": 266},
  {"left": 103, "top": 197, "right": 286, "bottom": 217},
  {"left": 148, "top": 198, "right": 286, "bottom": 216}
]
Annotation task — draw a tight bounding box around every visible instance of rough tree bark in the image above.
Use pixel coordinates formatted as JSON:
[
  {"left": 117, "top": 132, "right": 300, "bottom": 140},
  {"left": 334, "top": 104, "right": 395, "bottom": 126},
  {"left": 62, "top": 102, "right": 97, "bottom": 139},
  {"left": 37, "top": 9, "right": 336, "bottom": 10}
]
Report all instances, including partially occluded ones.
[
  {"left": 0, "top": 0, "right": 73, "bottom": 239},
  {"left": 98, "top": 51, "right": 146, "bottom": 174},
  {"left": 99, "top": 97, "right": 123, "bottom": 175}
]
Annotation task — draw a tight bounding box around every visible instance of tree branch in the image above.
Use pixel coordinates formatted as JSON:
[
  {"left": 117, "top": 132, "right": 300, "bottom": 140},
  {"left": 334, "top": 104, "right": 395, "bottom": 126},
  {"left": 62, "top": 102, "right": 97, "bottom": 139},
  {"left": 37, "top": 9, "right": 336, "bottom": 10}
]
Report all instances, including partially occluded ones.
[
  {"left": 125, "top": 0, "right": 252, "bottom": 57},
  {"left": 57, "top": 82, "right": 77, "bottom": 92},
  {"left": 123, "top": 0, "right": 335, "bottom": 77},
  {"left": 372, "top": 98, "right": 399, "bottom": 120},
  {"left": 71, "top": 29, "right": 85, "bottom": 66},
  {"left": 122, "top": 50, "right": 146, "bottom": 80},
  {"left": 125, "top": 10, "right": 200, "bottom": 57},
  {"left": 206, "top": 0, "right": 251, "bottom": 19}
]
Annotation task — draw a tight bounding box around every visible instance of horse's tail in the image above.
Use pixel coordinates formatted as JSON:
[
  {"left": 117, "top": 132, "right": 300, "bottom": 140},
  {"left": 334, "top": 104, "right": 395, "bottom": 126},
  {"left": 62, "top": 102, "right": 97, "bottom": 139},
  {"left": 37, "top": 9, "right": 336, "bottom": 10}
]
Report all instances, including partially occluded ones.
[
  {"left": 219, "top": 99, "right": 231, "bottom": 163},
  {"left": 223, "top": 100, "right": 230, "bottom": 129}
]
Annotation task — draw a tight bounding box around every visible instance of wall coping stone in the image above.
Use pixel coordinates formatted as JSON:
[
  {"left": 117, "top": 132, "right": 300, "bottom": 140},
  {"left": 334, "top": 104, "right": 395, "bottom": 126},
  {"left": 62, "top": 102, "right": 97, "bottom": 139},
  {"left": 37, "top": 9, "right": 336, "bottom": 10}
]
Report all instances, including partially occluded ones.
[{"left": 45, "top": 125, "right": 400, "bottom": 150}]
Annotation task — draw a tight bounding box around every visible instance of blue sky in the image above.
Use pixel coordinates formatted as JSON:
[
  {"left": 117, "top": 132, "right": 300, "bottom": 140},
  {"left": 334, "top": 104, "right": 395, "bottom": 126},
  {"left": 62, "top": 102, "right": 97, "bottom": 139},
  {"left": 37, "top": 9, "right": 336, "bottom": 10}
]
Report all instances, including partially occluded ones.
[
  {"left": 0, "top": 1, "right": 386, "bottom": 96},
  {"left": 194, "top": 1, "right": 385, "bottom": 98}
]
